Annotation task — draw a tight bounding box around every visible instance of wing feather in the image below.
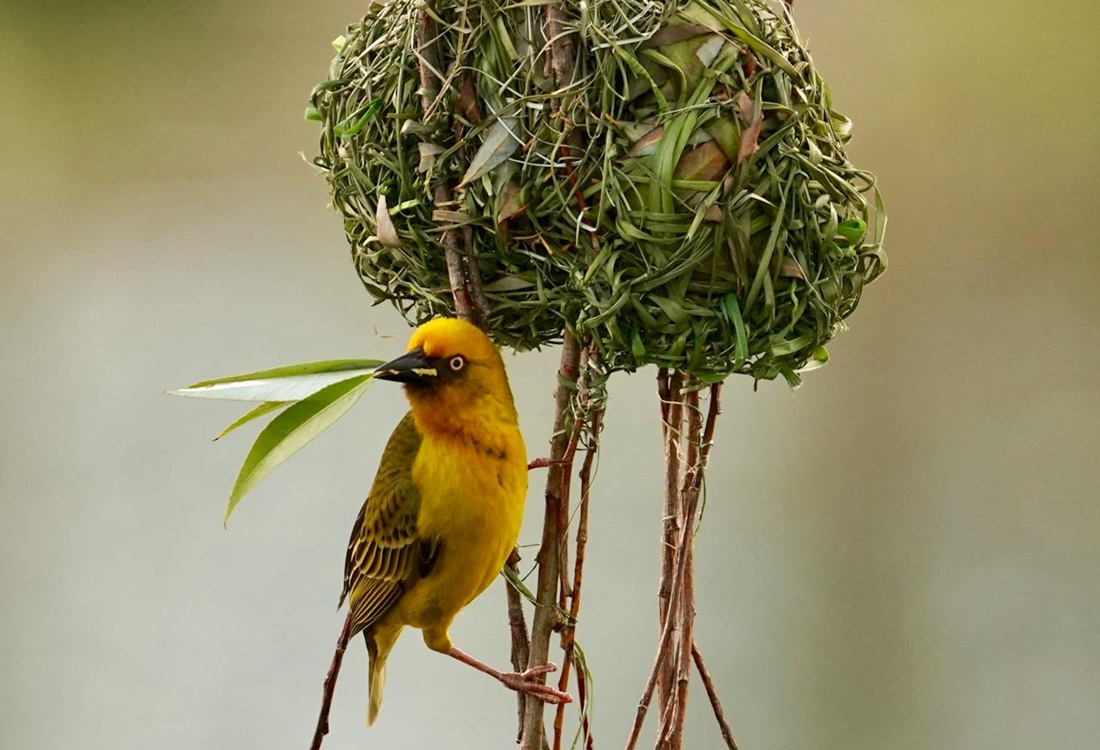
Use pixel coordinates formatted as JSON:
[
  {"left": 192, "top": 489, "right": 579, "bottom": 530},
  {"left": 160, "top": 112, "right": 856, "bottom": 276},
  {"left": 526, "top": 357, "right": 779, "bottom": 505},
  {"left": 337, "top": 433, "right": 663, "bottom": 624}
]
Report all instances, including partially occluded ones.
[{"left": 340, "top": 412, "right": 427, "bottom": 636}]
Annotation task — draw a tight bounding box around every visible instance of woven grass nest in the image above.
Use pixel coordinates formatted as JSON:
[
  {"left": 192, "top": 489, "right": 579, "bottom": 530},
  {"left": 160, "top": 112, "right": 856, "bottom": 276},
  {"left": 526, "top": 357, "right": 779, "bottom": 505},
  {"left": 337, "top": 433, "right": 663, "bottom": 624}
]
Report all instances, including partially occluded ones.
[{"left": 309, "top": 0, "right": 886, "bottom": 382}]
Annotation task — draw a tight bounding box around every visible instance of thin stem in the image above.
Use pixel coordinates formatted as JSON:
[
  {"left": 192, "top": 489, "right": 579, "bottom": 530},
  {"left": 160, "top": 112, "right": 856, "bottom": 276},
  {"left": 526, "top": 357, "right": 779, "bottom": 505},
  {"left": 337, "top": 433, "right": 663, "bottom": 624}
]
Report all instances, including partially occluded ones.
[
  {"left": 555, "top": 351, "right": 591, "bottom": 603},
  {"left": 699, "top": 384, "right": 723, "bottom": 476},
  {"left": 554, "top": 385, "right": 603, "bottom": 750},
  {"left": 507, "top": 549, "right": 533, "bottom": 742},
  {"left": 309, "top": 613, "right": 352, "bottom": 750},
  {"left": 664, "top": 387, "right": 701, "bottom": 750},
  {"left": 629, "top": 380, "right": 726, "bottom": 750},
  {"left": 692, "top": 644, "right": 740, "bottom": 750},
  {"left": 657, "top": 371, "right": 683, "bottom": 714},
  {"left": 624, "top": 467, "right": 696, "bottom": 750},
  {"left": 522, "top": 332, "right": 581, "bottom": 750}
]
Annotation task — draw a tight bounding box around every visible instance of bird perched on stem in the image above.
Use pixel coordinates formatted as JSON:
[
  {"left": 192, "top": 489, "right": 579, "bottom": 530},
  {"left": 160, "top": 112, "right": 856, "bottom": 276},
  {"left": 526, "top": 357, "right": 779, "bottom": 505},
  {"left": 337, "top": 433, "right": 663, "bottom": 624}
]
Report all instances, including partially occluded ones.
[{"left": 331, "top": 318, "right": 571, "bottom": 729}]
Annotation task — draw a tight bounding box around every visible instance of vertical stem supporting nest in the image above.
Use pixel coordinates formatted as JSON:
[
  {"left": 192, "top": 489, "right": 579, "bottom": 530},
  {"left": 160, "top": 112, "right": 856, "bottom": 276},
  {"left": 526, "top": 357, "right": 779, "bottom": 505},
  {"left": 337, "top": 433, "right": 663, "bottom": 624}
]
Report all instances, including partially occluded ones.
[
  {"left": 523, "top": 341, "right": 605, "bottom": 750},
  {"left": 626, "top": 373, "right": 738, "bottom": 750}
]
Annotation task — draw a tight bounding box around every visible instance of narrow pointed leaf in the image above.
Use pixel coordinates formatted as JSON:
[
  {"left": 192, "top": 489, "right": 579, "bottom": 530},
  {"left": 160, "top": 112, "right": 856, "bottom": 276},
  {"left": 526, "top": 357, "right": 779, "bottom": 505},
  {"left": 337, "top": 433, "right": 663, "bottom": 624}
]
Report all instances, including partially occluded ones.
[
  {"left": 169, "top": 359, "right": 383, "bottom": 402},
  {"left": 721, "top": 294, "right": 749, "bottom": 366},
  {"left": 458, "top": 117, "right": 520, "bottom": 187},
  {"left": 224, "top": 373, "right": 373, "bottom": 523},
  {"left": 213, "top": 401, "right": 290, "bottom": 441}
]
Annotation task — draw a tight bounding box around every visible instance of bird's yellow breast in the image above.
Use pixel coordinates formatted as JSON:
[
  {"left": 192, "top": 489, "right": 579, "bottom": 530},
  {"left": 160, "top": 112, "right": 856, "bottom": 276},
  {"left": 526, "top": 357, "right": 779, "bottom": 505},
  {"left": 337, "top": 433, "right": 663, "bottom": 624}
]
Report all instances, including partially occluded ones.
[{"left": 394, "top": 428, "right": 526, "bottom": 632}]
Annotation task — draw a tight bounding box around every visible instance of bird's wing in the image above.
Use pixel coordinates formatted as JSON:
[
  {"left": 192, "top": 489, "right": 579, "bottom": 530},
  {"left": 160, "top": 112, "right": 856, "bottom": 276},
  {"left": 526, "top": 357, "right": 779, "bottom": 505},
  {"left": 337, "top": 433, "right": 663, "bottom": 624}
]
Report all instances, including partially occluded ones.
[{"left": 340, "top": 411, "right": 433, "bottom": 635}]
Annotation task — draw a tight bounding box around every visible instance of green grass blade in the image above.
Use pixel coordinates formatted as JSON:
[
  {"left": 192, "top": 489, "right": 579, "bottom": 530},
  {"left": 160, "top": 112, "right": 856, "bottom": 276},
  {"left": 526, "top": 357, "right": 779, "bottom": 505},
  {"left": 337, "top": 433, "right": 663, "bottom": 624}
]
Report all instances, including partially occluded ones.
[
  {"left": 169, "top": 359, "right": 383, "bottom": 402},
  {"left": 502, "top": 563, "right": 573, "bottom": 621},
  {"left": 721, "top": 293, "right": 749, "bottom": 366},
  {"left": 213, "top": 401, "right": 290, "bottom": 441},
  {"left": 224, "top": 373, "right": 374, "bottom": 524}
]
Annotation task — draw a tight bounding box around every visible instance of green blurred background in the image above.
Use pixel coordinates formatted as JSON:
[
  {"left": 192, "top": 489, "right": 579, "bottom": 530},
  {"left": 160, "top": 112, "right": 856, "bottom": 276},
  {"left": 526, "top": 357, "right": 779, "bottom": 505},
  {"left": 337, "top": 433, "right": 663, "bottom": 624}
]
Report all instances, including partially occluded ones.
[{"left": 2, "top": 1, "right": 1098, "bottom": 748}]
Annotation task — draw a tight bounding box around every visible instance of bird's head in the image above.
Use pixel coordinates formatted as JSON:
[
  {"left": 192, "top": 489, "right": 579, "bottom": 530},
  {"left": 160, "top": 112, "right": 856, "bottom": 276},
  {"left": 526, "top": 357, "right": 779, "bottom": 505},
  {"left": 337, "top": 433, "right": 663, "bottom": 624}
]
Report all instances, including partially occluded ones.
[{"left": 374, "top": 318, "right": 518, "bottom": 433}]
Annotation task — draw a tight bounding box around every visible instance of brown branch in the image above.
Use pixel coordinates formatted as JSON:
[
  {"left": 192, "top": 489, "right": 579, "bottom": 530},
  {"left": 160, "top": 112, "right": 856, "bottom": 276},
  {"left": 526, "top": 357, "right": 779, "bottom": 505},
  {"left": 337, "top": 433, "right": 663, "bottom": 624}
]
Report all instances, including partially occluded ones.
[
  {"left": 521, "top": 331, "right": 581, "bottom": 750},
  {"left": 309, "top": 613, "right": 352, "bottom": 750},
  {"left": 554, "top": 343, "right": 595, "bottom": 605},
  {"left": 654, "top": 695, "right": 678, "bottom": 750},
  {"left": 656, "top": 371, "right": 683, "bottom": 714},
  {"left": 507, "top": 549, "right": 533, "bottom": 742},
  {"left": 624, "top": 466, "right": 697, "bottom": 750},
  {"left": 663, "top": 388, "right": 701, "bottom": 750},
  {"left": 630, "top": 380, "right": 726, "bottom": 750},
  {"left": 699, "top": 384, "right": 723, "bottom": 476},
  {"left": 692, "top": 644, "right": 740, "bottom": 750},
  {"left": 554, "top": 383, "right": 603, "bottom": 750}
]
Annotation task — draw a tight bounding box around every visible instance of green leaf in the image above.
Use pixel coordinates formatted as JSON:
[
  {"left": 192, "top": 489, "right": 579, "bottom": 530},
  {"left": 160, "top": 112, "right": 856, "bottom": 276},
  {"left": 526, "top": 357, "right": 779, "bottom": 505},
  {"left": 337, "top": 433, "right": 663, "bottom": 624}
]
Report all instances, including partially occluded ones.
[
  {"left": 458, "top": 117, "right": 520, "bottom": 188},
  {"left": 721, "top": 294, "right": 749, "bottom": 366},
  {"left": 334, "top": 98, "right": 381, "bottom": 138},
  {"left": 224, "top": 374, "right": 373, "bottom": 524},
  {"left": 835, "top": 218, "right": 867, "bottom": 247},
  {"left": 213, "top": 401, "right": 289, "bottom": 441},
  {"left": 502, "top": 564, "right": 572, "bottom": 621},
  {"left": 169, "top": 359, "right": 383, "bottom": 402}
]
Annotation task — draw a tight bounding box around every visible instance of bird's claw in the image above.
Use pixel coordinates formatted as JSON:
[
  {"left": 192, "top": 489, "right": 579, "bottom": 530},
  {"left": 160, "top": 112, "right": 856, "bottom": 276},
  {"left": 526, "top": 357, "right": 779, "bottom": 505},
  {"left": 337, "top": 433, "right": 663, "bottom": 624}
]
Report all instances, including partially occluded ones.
[
  {"left": 500, "top": 663, "right": 573, "bottom": 705},
  {"left": 519, "top": 663, "right": 557, "bottom": 679}
]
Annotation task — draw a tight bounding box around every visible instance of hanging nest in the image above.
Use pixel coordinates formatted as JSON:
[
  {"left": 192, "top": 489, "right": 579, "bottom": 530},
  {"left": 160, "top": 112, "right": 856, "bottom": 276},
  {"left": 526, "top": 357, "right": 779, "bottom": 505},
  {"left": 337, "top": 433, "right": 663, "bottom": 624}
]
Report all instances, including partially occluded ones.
[{"left": 309, "top": 0, "right": 886, "bottom": 382}]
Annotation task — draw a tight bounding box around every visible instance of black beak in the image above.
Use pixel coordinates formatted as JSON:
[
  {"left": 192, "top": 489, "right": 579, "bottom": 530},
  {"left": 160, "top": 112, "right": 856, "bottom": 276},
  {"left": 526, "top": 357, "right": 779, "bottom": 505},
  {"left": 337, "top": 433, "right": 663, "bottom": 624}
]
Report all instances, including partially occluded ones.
[{"left": 374, "top": 348, "right": 439, "bottom": 384}]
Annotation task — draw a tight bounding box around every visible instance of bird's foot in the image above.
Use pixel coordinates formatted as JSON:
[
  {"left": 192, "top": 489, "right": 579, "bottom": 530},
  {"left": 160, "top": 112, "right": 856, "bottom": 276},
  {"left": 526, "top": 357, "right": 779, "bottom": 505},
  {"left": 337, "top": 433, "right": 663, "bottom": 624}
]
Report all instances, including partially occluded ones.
[{"left": 499, "top": 663, "right": 573, "bottom": 705}]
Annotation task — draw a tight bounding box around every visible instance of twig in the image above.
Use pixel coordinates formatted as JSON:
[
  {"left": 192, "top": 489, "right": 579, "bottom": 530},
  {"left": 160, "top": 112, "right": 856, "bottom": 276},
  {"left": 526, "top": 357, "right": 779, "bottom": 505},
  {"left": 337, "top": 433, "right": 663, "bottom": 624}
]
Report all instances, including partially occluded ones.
[
  {"left": 309, "top": 613, "right": 352, "bottom": 750},
  {"left": 654, "top": 695, "right": 678, "bottom": 750},
  {"left": 522, "top": 332, "right": 581, "bottom": 750},
  {"left": 698, "top": 384, "right": 723, "bottom": 475},
  {"left": 629, "top": 380, "right": 725, "bottom": 750},
  {"left": 507, "top": 549, "right": 533, "bottom": 742},
  {"left": 656, "top": 371, "right": 683, "bottom": 713},
  {"left": 554, "top": 378, "right": 603, "bottom": 750},
  {"left": 624, "top": 473, "right": 696, "bottom": 750},
  {"left": 692, "top": 644, "right": 740, "bottom": 750},
  {"left": 663, "top": 388, "right": 701, "bottom": 750}
]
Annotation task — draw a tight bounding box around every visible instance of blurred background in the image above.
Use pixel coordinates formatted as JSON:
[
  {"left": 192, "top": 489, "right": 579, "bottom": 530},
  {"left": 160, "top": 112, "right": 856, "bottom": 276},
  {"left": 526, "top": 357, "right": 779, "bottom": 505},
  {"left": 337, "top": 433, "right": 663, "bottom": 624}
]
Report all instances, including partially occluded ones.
[{"left": 2, "top": 1, "right": 1098, "bottom": 748}]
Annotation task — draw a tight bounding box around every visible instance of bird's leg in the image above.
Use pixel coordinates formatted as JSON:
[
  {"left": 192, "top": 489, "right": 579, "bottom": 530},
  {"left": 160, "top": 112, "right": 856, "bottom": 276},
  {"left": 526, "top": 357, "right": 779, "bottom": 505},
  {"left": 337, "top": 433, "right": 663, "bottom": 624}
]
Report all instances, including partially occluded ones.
[{"left": 447, "top": 647, "right": 573, "bottom": 705}]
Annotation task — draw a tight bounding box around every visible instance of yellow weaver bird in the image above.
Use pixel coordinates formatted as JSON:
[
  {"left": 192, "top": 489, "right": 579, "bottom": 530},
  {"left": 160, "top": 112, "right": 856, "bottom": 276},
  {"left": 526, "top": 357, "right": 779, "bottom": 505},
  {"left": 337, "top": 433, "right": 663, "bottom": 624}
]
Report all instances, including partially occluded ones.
[{"left": 336, "top": 318, "right": 571, "bottom": 727}]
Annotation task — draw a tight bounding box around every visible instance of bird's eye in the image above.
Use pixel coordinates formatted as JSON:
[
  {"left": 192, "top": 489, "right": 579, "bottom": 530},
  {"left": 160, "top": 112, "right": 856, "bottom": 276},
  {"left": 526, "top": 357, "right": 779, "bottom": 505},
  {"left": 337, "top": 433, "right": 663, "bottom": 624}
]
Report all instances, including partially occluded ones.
[{"left": 449, "top": 355, "right": 466, "bottom": 372}]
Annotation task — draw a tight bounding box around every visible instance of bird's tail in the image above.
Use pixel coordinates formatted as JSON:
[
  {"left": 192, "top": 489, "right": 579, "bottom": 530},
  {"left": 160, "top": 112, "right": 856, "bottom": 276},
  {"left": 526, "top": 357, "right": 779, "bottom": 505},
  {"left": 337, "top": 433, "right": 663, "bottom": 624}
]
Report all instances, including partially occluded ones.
[{"left": 365, "top": 626, "right": 401, "bottom": 726}]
